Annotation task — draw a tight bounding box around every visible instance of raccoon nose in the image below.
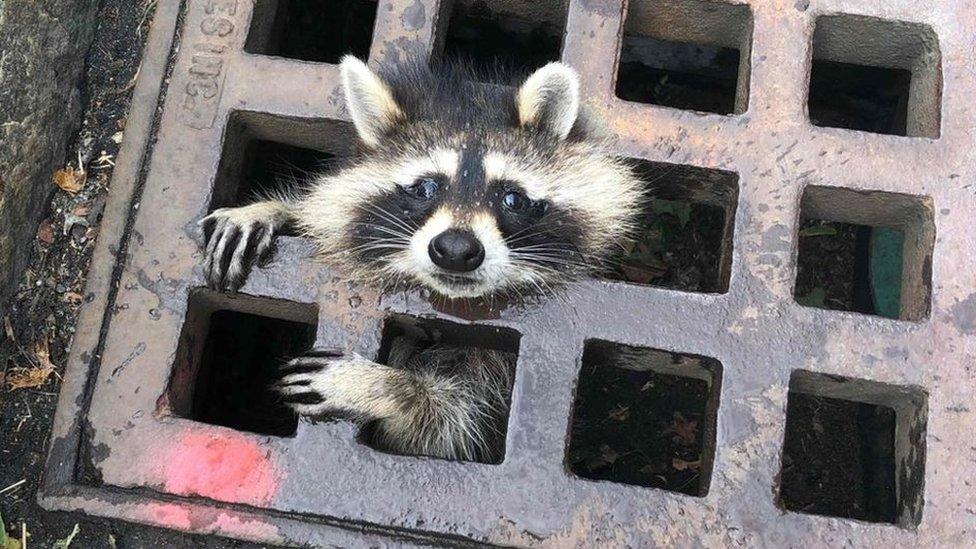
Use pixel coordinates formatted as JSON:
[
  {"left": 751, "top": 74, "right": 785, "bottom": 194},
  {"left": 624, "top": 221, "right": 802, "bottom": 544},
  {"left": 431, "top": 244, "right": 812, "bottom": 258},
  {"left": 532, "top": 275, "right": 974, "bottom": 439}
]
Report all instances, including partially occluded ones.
[{"left": 429, "top": 229, "right": 485, "bottom": 272}]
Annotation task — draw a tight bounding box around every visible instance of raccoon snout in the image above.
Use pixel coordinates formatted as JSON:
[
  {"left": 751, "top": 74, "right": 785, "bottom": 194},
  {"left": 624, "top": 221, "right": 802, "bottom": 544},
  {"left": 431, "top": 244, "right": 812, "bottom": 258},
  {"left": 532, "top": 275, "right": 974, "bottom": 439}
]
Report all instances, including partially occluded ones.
[{"left": 428, "top": 229, "right": 485, "bottom": 272}]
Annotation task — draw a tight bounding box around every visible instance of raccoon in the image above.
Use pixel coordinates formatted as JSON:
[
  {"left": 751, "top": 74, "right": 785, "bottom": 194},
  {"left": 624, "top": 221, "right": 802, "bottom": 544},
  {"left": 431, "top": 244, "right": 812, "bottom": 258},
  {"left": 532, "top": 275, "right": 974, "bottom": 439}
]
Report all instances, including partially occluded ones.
[{"left": 200, "top": 56, "right": 643, "bottom": 462}]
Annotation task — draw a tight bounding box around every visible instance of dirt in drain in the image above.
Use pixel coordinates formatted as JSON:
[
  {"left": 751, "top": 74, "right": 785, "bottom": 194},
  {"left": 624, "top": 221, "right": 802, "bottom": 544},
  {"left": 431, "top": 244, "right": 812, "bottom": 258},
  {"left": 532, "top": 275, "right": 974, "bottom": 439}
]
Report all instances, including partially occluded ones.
[
  {"left": 794, "top": 220, "right": 903, "bottom": 318},
  {"left": 780, "top": 393, "right": 898, "bottom": 523},
  {"left": 568, "top": 368, "right": 708, "bottom": 495},
  {"left": 442, "top": 4, "right": 563, "bottom": 80},
  {"left": 610, "top": 199, "right": 726, "bottom": 293}
]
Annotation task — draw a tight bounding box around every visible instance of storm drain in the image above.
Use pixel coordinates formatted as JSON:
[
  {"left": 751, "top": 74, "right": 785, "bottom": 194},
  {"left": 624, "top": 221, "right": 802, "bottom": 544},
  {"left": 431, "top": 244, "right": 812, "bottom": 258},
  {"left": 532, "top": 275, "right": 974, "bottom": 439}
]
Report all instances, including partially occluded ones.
[{"left": 40, "top": 0, "right": 975, "bottom": 547}]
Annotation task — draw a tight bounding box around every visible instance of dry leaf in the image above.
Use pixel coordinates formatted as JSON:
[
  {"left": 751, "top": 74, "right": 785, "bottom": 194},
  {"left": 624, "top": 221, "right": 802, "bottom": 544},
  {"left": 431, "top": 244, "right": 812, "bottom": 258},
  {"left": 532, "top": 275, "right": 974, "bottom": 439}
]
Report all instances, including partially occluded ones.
[
  {"left": 71, "top": 204, "right": 90, "bottom": 217},
  {"left": 582, "top": 444, "right": 619, "bottom": 471},
  {"left": 607, "top": 405, "right": 631, "bottom": 422},
  {"left": 672, "top": 458, "right": 701, "bottom": 471},
  {"left": 35, "top": 338, "right": 55, "bottom": 370},
  {"left": 37, "top": 218, "right": 55, "bottom": 244},
  {"left": 0, "top": 510, "right": 23, "bottom": 549},
  {"left": 663, "top": 412, "right": 699, "bottom": 446},
  {"left": 3, "top": 316, "right": 14, "bottom": 342},
  {"left": 6, "top": 339, "right": 56, "bottom": 390},
  {"left": 64, "top": 292, "right": 84, "bottom": 304},
  {"left": 53, "top": 167, "right": 85, "bottom": 193},
  {"left": 6, "top": 366, "right": 54, "bottom": 390}
]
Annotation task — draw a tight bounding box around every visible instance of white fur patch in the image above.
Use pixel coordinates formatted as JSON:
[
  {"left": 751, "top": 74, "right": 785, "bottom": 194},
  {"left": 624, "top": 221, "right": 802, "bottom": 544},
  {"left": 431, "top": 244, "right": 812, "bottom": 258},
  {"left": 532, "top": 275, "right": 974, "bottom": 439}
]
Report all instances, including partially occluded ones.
[
  {"left": 469, "top": 211, "right": 511, "bottom": 281},
  {"left": 395, "top": 148, "right": 460, "bottom": 187},
  {"left": 404, "top": 207, "right": 453, "bottom": 277},
  {"left": 483, "top": 152, "right": 548, "bottom": 201}
]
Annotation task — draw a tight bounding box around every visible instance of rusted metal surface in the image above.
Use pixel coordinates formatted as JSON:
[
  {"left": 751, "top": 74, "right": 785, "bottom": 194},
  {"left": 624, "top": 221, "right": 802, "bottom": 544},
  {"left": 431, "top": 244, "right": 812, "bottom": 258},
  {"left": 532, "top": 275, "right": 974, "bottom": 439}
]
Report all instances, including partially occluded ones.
[{"left": 39, "top": 0, "right": 976, "bottom": 546}]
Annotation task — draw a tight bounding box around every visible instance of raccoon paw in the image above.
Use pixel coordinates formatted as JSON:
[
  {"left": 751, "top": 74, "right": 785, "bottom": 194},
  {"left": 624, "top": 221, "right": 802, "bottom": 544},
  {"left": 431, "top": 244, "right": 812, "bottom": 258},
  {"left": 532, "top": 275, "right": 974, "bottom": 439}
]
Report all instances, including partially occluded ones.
[
  {"left": 273, "top": 348, "right": 375, "bottom": 418},
  {"left": 199, "top": 204, "right": 279, "bottom": 291}
]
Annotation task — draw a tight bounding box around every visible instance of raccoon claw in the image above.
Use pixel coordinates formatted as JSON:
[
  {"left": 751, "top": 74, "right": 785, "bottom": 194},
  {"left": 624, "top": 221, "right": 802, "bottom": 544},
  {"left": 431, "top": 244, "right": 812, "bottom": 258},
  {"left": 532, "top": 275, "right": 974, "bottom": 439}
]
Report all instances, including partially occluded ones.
[
  {"left": 273, "top": 349, "right": 361, "bottom": 417},
  {"left": 200, "top": 207, "right": 277, "bottom": 292}
]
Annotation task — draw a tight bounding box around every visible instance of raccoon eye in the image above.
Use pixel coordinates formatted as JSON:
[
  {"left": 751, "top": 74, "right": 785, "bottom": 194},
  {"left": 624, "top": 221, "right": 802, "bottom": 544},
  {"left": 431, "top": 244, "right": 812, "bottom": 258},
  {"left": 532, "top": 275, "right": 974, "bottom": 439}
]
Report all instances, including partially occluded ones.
[
  {"left": 405, "top": 177, "right": 439, "bottom": 200},
  {"left": 502, "top": 190, "right": 529, "bottom": 211},
  {"left": 502, "top": 190, "right": 547, "bottom": 216}
]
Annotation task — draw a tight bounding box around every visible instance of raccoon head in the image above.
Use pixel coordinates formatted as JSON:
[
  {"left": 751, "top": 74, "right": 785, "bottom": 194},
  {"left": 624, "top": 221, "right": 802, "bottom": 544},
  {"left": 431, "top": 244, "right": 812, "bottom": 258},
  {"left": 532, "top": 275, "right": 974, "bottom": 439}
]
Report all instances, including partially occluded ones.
[{"left": 297, "top": 56, "right": 643, "bottom": 299}]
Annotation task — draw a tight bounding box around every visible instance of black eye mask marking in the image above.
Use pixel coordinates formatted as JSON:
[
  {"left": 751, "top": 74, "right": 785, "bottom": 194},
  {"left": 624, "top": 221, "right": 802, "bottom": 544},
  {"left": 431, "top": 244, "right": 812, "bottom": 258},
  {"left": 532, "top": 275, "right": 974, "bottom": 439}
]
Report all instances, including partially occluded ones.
[
  {"left": 401, "top": 175, "right": 441, "bottom": 201},
  {"left": 491, "top": 180, "right": 549, "bottom": 238},
  {"left": 489, "top": 180, "right": 591, "bottom": 275},
  {"left": 347, "top": 174, "right": 446, "bottom": 265}
]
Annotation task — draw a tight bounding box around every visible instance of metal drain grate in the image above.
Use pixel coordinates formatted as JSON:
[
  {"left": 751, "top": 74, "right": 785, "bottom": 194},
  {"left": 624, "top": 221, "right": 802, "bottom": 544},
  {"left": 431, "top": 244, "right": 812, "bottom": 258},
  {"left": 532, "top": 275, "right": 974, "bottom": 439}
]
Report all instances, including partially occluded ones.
[{"left": 40, "top": 0, "right": 976, "bottom": 546}]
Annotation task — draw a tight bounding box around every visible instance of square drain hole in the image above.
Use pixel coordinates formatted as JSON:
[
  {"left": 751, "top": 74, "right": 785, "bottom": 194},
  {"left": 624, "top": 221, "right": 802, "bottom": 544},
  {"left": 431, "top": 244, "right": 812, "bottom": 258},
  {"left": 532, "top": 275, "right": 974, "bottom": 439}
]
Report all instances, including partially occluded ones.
[
  {"left": 780, "top": 370, "right": 927, "bottom": 526},
  {"left": 168, "top": 290, "right": 319, "bottom": 437},
  {"left": 794, "top": 186, "right": 935, "bottom": 320},
  {"left": 245, "top": 0, "right": 378, "bottom": 63},
  {"left": 354, "top": 315, "right": 521, "bottom": 464},
  {"left": 211, "top": 111, "right": 355, "bottom": 211},
  {"left": 567, "top": 340, "right": 722, "bottom": 496},
  {"left": 809, "top": 14, "right": 941, "bottom": 137},
  {"left": 615, "top": 0, "right": 753, "bottom": 114},
  {"left": 440, "top": 0, "right": 568, "bottom": 81},
  {"left": 609, "top": 159, "right": 738, "bottom": 293}
]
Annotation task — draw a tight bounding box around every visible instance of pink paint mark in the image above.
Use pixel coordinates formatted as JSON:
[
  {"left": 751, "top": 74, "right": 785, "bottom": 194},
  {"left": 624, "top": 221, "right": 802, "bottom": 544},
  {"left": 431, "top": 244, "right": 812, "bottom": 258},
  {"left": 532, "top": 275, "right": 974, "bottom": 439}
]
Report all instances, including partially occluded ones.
[
  {"left": 160, "top": 431, "right": 280, "bottom": 505},
  {"left": 147, "top": 502, "right": 192, "bottom": 530},
  {"left": 211, "top": 512, "right": 280, "bottom": 540}
]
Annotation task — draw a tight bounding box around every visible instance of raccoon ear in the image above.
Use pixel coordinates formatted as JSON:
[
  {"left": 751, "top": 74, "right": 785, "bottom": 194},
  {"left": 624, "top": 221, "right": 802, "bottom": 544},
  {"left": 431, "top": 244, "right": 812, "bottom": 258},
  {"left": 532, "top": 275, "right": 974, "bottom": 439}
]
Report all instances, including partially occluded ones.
[
  {"left": 516, "top": 63, "right": 581, "bottom": 140},
  {"left": 340, "top": 55, "right": 404, "bottom": 148}
]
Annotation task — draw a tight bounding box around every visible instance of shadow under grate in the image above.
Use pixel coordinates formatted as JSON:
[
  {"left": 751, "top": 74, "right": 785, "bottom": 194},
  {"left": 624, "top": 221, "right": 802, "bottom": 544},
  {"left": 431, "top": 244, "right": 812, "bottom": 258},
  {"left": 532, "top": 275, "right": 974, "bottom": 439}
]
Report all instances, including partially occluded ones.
[
  {"left": 779, "top": 370, "right": 928, "bottom": 526},
  {"left": 615, "top": 0, "right": 753, "bottom": 115},
  {"left": 168, "top": 291, "right": 319, "bottom": 437},
  {"left": 608, "top": 159, "right": 738, "bottom": 294},
  {"left": 567, "top": 340, "right": 722, "bottom": 496},
  {"left": 440, "top": 0, "right": 567, "bottom": 82},
  {"left": 245, "top": 0, "right": 378, "bottom": 63}
]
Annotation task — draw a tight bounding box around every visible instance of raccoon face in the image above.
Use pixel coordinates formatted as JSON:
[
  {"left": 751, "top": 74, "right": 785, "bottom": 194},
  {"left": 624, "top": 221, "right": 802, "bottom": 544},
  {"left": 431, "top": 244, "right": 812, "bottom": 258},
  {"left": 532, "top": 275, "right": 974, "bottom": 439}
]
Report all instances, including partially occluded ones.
[{"left": 298, "top": 57, "right": 642, "bottom": 299}]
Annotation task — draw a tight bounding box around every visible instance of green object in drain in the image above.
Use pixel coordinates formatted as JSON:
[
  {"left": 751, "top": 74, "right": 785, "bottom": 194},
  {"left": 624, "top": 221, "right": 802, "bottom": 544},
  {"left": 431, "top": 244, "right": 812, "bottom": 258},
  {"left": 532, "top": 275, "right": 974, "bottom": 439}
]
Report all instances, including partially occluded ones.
[{"left": 869, "top": 228, "right": 903, "bottom": 319}]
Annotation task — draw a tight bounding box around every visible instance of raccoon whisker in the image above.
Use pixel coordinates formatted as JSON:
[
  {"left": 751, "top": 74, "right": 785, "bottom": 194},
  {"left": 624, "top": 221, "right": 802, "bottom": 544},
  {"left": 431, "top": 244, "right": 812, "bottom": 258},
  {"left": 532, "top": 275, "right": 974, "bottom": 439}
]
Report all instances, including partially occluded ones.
[
  {"left": 513, "top": 246, "right": 616, "bottom": 270},
  {"left": 510, "top": 253, "right": 590, "bottom": 270},
  {"left": 525, "top": 279, "right": 566, "bottom": 302},
  {"left": 508, "top": 262, "right": 567, "bottom": 296},
  {"left": 502, "top": 212, "right": 578, "bottom": 246},
  {"left": 508, "top": 242, "right": 578, "bottom": 251},
  {"left": 347, "top": 222, "right": 414, "bottom": 242},
  {"left": 355, "top": 202, "right": 420, "bottom": 234},
  {"left": 342, "top": 245, "right": 410, "bottom": 257},
  {"left": 327, "top": 240, "right": 409, "bottom": 260},
  {"left": 509, "top": 245, "right": 585, "bottom": 258},
  {"left": 521, "top": 276, "right": 548, "bottom": 298},
  {"left": 515, "top": 262, "right": 571, "bottom": 284},
  {"left": 508, "top": 282, "right": 529, "bottom": 303},
  {"left": 347, "top": 233, "right": 412, "bottom": 250}
]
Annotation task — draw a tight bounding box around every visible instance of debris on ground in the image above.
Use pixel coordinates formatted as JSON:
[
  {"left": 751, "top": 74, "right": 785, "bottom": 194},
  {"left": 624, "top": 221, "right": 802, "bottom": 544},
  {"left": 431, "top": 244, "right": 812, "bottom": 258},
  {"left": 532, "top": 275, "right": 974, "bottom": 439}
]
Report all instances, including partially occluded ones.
[
  {"left": 0, "top": 1, "right": 264, "bottom": 546},
  {"left": 568, "top": 350, "right": 711, "bottom": 496},
  {"left": 52, "top": 162, "right": 86, "bottom": 194},
  {"left": 4, "top": 339, "right": 57, "bottom": 391},
  {"left": 0, "top": 511, "right": 22, "bottom": 549},
  {"left": 613, "top": 198, "right": 725, "bottom": 292},
  {"left": 52, "top": 523, "right": 81, "bottom": 549}
]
